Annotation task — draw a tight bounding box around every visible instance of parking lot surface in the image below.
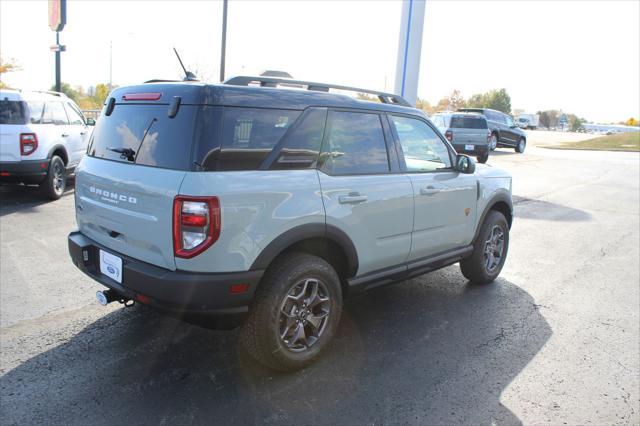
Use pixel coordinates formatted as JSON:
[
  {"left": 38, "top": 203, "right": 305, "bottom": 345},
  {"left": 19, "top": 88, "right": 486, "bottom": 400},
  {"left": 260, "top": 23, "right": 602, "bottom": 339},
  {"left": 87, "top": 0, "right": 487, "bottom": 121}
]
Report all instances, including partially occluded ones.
[{"left": 1, "top": 132, "right": 638, "bottom": 424}]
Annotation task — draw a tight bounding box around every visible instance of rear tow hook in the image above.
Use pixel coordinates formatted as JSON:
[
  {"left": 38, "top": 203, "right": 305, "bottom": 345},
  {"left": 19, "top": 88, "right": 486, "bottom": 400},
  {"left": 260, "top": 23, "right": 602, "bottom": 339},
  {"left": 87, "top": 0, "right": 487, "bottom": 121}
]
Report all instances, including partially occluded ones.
[{"left": 96, "top": 290, "right": 135, "bottom": 307}]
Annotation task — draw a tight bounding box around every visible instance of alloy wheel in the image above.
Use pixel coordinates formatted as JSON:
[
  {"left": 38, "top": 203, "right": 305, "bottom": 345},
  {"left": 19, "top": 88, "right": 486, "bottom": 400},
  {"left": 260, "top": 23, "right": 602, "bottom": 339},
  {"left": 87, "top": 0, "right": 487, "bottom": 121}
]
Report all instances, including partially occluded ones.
[
  {"left": 278, "top": 278, "right": 331, "bottom": 352},
  {"left": 484, "top": 225, "right": 505, "bottom": 273}
]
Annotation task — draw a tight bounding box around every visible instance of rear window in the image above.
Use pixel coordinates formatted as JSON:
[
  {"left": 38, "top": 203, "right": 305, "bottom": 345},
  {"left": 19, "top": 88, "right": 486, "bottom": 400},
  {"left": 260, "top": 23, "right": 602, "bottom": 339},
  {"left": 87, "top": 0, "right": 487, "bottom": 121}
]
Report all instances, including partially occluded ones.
[
  {"left": 194, "top": 107, "right": 301, "bottom": 171},
  {"left": 450, "top": 116, "right": 488, "bottom": 129},
  {"left": 0, "top": 100, "right": 28, "bottom": 125},
  {"left": 88, "top": 104, "right": 197, "bottom": 170}
]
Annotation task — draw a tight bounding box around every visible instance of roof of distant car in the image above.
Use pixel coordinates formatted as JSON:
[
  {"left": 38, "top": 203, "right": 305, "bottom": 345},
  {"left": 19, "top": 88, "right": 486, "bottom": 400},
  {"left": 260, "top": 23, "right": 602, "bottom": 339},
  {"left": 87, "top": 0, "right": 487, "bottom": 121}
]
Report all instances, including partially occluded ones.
[{"left": 0, "top": 89, "right": 69, "bottom": 102}]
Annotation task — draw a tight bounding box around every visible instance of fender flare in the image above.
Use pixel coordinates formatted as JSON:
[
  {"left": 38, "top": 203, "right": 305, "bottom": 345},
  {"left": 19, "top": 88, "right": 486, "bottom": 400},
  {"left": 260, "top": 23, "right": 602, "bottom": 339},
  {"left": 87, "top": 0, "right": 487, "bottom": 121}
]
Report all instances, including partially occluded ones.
[
  {"left": 473, "top": 191, "right": 513, "bottom": 240},
  {"left": 47, "top": 144, "right": 69, "bottom": 164},
  {"left": 250, "top": 223, "right": 359, "bottom": 277}
]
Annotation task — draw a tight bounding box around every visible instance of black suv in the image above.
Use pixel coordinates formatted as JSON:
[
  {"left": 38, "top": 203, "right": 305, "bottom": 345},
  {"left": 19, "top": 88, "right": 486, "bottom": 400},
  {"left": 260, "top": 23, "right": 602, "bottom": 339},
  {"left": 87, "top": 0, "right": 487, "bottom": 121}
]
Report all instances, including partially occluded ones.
[{"left": 457, "top": 108, "right": 527, "bottom": 153}]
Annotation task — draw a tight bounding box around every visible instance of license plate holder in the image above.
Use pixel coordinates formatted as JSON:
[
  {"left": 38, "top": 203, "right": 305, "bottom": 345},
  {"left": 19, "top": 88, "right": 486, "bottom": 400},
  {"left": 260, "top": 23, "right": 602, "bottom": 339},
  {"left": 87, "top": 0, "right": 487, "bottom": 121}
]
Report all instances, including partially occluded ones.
[
  {"left": 99, "top": 249, "right": 123, "bottom": 283},
  {"left": 465, "top": 144, "right": 474, "bottom": 151}
]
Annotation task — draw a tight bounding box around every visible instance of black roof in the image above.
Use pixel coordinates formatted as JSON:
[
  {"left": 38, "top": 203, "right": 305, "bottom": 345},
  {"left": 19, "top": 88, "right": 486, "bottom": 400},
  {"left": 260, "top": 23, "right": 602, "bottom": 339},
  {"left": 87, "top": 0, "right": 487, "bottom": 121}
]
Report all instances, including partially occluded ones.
[{"left": 108, "top": 81, "right": 423, "bottom": 117}]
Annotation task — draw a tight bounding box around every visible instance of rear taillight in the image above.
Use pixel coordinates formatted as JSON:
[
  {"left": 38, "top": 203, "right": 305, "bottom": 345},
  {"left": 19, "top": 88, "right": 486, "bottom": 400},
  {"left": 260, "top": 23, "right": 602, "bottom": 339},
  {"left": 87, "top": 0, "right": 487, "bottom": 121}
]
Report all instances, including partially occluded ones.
[
  {"left": 487, "top": 130, "right": 492, "bottom": 143},
  {"left": 173, "top": 196, "right": 221, "bottom": 258},
  {"left": 20, "top": 133, "right": 38, "bottom": 156},
  {"left": 445, "top": 130, "right": 453, "bottom": 142}
]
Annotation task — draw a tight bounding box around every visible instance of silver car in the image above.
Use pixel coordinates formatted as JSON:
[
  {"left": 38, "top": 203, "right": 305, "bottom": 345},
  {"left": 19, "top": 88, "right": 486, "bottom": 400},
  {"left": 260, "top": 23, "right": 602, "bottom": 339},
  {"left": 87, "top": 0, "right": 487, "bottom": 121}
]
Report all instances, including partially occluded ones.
[
  {"left": 431, "top": 112, "right": 491, "bottom": 163},
  {"left": 68, "top": 76, "right": 513, "bottom": 371}
]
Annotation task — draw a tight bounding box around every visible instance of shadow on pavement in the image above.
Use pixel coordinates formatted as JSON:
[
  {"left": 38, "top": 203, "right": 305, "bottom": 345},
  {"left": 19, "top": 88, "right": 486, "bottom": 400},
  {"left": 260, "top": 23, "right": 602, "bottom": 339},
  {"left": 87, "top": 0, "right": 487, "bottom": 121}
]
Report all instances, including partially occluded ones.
[
  {"left": 0, "top": 271, "right": 551, "bottom": 425},
  {"left": 513, "top": 196, "right": 591, "bottom": 222},
  {"left": 0, "top": 178, "right": 75, "bottom": 217}
]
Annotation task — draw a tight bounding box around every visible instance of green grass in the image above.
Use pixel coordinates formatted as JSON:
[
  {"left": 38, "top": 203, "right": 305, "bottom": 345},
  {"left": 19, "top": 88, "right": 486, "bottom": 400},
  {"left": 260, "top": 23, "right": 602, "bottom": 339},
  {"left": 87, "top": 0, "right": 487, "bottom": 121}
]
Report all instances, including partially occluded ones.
[{"left": 549, "top": 132, "right": 640, "bottom": 152}]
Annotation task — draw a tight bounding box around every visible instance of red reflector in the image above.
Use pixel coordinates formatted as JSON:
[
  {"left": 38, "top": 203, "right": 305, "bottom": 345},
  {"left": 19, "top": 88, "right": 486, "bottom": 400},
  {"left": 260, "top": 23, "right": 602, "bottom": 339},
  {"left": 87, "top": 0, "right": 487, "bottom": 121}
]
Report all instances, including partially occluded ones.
[
  {"left": 181, "top": 214, "right": 207, "bottom": 227},
  {"left": 229, "top": 283, "right": 250, "bottom": 294},
  {"left": 41, "top": 163, "right": 48, "bottom": 169},
  {"left": 1, "top": 172, "right": 10, "bottom": 176},
  {"left": 136, "top": 294, "right": 150, "bottom": 304},
  {"left": 122, "top": 92, "right": 162, "bottom": 101}
]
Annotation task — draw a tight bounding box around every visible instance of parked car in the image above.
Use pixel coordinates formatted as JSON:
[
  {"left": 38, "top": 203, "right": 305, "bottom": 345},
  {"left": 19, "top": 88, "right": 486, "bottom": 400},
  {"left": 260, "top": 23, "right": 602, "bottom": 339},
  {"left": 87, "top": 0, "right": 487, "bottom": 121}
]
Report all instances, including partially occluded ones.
[
  {"left": 0, "top": 90, "right": 95, "bottom": 199},
  {"left": 457, "top": 107, "right": 527, "bottom": 153},
  {"left": 68, "top": 76, "right": 513, "bottom": 371},
  {"left": 431, "top": 112, "right": 491, "bottom": 163}
]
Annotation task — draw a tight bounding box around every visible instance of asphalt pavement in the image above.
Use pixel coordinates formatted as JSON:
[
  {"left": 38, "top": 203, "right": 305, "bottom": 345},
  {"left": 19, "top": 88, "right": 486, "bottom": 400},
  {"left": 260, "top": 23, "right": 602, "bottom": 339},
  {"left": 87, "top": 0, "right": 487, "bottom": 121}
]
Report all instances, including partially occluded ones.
[{"left": 1, "top": 131, "right": 638, "bottom": 425}]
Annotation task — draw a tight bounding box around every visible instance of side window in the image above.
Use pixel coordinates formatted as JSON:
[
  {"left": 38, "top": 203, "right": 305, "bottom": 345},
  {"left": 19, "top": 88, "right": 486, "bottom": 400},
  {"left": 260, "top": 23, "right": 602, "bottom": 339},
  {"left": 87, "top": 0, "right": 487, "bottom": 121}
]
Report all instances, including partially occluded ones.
[
  {"left": 42, "top": 102, "right": 69, "bottom": 125},
  {"left": 505, "top": 115, "right": 515, "bottom": 127},
  {"left": 320, "top": 111, "right": 389, "bottom": 175},
  {"left": 215, "top": 107, "right": 301, "bottom": 171},
  {"left": 27, "top": 101, "right": 45, "bottom": 124},
  {"left": 270, "top": 108, "right": 326, "bottom": 170},
  {"left": 390, "top": 115, "right": 452, "bottom": 173},
  {"left": 65, "top": 102, "right": 86, "bottom": 125}
]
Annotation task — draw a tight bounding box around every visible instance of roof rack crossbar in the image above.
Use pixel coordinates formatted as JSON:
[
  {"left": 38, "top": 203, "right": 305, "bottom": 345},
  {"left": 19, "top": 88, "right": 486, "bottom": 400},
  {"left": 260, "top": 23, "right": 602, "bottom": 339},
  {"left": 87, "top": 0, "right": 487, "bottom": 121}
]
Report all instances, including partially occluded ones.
[{"left": 223, "top": 76, "right": 412, "bottom": 107}]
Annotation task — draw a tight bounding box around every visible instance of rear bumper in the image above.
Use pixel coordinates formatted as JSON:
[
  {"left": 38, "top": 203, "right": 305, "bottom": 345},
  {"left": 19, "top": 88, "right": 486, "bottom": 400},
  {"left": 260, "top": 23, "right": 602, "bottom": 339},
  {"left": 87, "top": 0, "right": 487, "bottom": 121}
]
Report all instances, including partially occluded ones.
[
  {"left": 68, "top": 231, "right": 264, "bottom": 326},
  {"left": 452, "top": 144, "right": 489, "bottom": 157},
  {"left": 0, "top": 160, "right": 49, "bottom": 184}
]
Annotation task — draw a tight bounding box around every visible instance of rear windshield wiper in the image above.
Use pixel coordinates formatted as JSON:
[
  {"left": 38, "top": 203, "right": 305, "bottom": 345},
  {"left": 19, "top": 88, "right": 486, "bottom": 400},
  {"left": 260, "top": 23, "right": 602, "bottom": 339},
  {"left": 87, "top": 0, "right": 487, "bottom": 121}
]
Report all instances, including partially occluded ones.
[
  {"left": 106, "top": 118, "right": 158, "bottom": 163},
  {"left": 107, "top": 147, "right": 135, "bottom": 162}
]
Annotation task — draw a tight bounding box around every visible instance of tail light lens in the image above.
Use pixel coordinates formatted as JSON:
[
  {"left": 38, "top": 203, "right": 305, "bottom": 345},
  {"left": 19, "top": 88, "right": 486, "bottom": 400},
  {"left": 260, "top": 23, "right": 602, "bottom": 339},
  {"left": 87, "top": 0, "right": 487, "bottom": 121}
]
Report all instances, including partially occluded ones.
[
  {"left": 20, "top": 133, "right": 38, "bottom": 155},
  {"left": 173, "top": 196, "right": 221, "bottom": 258},
  {"left": 487, "top": 131, "right": 492, "bottom": 143},
  {"left": 444, "top": 130, "right": 453, "bottom": 142}
]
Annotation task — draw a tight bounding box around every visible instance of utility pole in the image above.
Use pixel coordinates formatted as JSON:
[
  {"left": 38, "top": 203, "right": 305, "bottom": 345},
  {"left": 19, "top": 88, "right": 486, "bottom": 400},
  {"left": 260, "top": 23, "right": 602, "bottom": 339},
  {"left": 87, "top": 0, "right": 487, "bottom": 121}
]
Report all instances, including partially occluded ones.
[{"left": 219, "top": 0, "right": 228, "bottom": 82}]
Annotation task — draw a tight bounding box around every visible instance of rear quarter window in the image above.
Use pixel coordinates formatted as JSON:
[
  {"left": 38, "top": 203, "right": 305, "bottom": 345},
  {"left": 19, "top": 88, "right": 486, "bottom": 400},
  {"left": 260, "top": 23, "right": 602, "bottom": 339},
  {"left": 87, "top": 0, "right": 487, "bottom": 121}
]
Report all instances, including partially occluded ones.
[
  {"left": 0, "top": 100, "right": 28, "bottom": 124},
  {"left": 194, "top": 107, "right": 301, "bottom": 171}
]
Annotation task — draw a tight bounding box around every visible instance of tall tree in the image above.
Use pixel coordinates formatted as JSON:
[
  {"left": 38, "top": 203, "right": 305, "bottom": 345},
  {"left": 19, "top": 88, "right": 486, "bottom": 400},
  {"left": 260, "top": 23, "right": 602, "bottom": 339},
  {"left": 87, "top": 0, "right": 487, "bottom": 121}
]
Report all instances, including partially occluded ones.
[
  {"left": 485, "top": 89, "right": 511, "bottom": 113},
  {"left": 538, "top": 110, "right": 560, "bottom": 130},
  {"left": 94, "top": 84, "right": 110, "bottom": 105},
  {"left": 434, "top": 89, "right": 466, "bottom": 112}
]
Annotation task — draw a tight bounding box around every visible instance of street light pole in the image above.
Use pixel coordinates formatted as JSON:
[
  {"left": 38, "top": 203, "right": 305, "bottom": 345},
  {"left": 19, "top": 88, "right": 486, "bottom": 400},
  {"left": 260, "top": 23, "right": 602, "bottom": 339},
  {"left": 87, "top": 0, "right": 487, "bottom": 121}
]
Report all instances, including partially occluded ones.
[{"left": 219, "top": 0, "right": 228, "bottom": 82}]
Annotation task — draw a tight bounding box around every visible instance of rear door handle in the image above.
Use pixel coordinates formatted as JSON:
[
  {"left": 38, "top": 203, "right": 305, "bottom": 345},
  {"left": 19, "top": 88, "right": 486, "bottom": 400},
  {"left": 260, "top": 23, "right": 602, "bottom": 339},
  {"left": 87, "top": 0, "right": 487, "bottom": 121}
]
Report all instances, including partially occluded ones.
[
  {"left": 61, "top": 133, "right": 69, "bottom": 137},
  {"left": 420, "top": 186, "right": 441, "bottom": 196},
  {"left": 339, "top": 192, "right": 368, "bottom": 204}
]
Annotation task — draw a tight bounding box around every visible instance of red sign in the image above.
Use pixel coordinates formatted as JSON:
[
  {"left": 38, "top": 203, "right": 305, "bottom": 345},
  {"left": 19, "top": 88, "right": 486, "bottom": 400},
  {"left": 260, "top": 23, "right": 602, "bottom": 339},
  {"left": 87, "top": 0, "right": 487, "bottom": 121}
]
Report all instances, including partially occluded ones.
[{"left": 48, "top": 0, "right": 66, "bottom": 32}]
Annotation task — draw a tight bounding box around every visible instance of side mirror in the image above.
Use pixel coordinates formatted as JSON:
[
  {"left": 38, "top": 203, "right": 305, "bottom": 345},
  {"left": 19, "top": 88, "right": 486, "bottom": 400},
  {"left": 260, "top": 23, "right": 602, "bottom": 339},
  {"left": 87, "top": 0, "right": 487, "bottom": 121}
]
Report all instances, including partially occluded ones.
[
  {"left": 86, "top": 117, "right": 96, "bottom": 126},
  {"left": 456, "top": 154, "right": 476, "bottom": 174}
]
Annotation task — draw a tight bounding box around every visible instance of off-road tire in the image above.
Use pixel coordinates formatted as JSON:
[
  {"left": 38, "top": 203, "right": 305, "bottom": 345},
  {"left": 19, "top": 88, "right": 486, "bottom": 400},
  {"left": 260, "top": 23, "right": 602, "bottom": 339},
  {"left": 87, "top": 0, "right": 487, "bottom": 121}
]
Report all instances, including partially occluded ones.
[
  {"left": 460, "top": 210, "right": 509, "bottom": 284},
  {"left": 40, "top": 155, "right": 66, "bottom": 200},
  {"left": 239, "top": 252, "right": 343, "bottom": 372}
]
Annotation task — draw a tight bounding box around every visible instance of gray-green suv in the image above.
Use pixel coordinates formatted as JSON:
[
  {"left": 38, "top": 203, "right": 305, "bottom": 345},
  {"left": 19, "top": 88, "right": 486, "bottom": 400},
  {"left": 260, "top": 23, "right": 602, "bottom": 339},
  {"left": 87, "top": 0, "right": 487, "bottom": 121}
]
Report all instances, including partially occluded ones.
[{"left": 68, "top": 76, "right": 513, "bottom": 371}]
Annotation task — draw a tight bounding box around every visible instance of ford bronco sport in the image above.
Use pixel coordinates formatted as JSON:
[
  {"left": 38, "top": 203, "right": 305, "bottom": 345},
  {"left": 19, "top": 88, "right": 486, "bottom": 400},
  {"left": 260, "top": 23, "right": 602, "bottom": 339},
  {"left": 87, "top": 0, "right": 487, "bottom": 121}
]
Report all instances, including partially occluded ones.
[
  {"left": 68, "top": 76, "right": 513, "bottom": 371},
  {"left": 0, "top": 90, "right": 94, "bottom": 199}
]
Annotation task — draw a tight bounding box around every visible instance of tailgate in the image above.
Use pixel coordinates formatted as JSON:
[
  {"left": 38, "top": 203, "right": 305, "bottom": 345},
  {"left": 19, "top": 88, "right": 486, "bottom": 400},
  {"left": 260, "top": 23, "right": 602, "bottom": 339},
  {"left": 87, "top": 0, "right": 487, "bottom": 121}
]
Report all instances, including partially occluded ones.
[
  {"left": 452, "top": 128, "right": 487, "bottom": 145},
  {"left": 0, "top": 125, "right": 24, "bottom": 162},
  {"left": 75, "top": 157, "right": 186, "bottom": 270}
]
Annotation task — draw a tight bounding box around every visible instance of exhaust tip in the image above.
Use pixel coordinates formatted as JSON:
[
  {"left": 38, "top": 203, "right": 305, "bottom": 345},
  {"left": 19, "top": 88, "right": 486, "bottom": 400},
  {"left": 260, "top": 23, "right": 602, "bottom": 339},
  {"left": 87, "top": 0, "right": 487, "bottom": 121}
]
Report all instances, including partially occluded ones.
[{"left": 96, "top": 291, "right": 109, "bottom": 306}]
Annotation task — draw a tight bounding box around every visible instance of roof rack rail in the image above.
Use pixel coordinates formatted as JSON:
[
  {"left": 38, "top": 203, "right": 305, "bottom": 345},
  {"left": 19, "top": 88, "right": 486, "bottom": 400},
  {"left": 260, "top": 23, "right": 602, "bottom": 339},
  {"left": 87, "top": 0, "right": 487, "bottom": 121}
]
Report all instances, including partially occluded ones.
[
  {"left": 223, "top": 75, "right": 413, "bottom": 107},
  {"left": 33, "top": 90, "right": 68, "bottom": 98}
]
